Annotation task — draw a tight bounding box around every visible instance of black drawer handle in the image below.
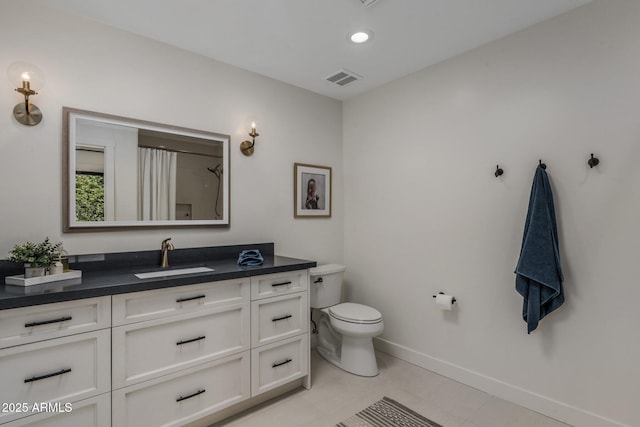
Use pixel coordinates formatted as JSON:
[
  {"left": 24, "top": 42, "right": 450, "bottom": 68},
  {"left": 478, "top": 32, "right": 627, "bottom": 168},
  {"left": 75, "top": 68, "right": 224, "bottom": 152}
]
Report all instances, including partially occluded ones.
[
  {"left": 25, "top": 316, "right": 72, "bottom": 328},
  {"left": 176, "top": 336, "right": 206, "bottom": 346},
  {"left": 24, "top": 368, "right": 72, "bottom": 383},
  {"left": 176, "top": 294, "right": 206, "bottom": 303},
  {"left": 176, "top": 388, "right": 206, "bottom": 402},
  {"left": 271, "top": 281, "right": 292, "bottom": 288},
  {"left": 272, "top": 358, "right": 292, "bottom": 368},
  {"left": 272, "top": 314, "right": 292, "bottom": 322}
]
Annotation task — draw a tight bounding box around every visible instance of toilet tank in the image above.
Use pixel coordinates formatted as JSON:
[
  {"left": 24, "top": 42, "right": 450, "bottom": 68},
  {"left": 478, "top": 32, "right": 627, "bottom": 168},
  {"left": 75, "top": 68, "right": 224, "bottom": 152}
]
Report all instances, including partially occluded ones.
[{"left": 309, "top": 264, "right": 347, "bottom": 308}]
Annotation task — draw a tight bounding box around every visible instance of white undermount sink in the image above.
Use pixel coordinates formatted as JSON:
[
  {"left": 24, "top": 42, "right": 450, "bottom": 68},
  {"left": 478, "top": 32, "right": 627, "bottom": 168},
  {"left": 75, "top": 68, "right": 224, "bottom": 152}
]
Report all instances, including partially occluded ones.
[{"left": 134, "top": 266, "right": 214, "bottom": 279}]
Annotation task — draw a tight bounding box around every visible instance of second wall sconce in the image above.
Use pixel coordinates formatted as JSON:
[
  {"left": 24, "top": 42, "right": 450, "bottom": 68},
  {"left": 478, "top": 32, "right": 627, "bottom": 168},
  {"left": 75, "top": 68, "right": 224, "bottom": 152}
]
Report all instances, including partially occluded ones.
[
  {"left": 240, "top": 122, "right": 259, "bottom": 156},
  {"left": 8, "top": 61, "right": 44, "bottom": 126}
]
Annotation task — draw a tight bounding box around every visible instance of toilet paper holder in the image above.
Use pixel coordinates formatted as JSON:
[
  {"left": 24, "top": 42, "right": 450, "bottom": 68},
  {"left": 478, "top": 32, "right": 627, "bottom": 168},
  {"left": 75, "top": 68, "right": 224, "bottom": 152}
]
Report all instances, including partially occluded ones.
[{"left": 432, "top": 292, "right": 456, "bottom": 304}]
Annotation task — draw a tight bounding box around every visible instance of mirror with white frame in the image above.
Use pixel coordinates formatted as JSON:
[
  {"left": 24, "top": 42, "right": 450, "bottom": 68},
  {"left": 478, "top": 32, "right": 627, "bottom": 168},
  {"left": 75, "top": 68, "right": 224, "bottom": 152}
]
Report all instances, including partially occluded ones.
[{"left": 63, "top": 107, "right": 230, "bottom": 231}]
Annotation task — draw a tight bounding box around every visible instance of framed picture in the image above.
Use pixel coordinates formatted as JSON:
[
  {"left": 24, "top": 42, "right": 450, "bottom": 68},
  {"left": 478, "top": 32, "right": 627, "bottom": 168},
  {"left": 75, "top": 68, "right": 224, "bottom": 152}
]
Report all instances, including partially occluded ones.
[{"left": 294, "top": 163, "right": 332, "bottom": 218}]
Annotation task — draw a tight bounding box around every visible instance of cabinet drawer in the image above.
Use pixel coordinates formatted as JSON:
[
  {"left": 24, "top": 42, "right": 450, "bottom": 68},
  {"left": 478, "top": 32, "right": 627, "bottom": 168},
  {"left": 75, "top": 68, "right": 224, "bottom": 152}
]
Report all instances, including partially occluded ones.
[
  {"left": 251, "top": 334, "right": 308, "bottom": 396},
  {"left": 0, "top": 296, "right": 111, "bottom": 349},
  {"left": 112, "top": 278, "right": 250, "bottom": 326},
  {"left": 0, "top": 329, "right": 111, "bottom": 425},
  {"left": 2, "top": 393, "right": 111, "bottom": 427},
  {"left": 251, "top": 292, "right": 308, "bottom": 347},
  {"left": 250, "top": 270, "right": 308, "bottom": 300},
  {"left": 112, "top": 303, "right": 249, "bottom": 388},
  {"left": 112, "top": 351, "right": 250, "bottom": 427}
]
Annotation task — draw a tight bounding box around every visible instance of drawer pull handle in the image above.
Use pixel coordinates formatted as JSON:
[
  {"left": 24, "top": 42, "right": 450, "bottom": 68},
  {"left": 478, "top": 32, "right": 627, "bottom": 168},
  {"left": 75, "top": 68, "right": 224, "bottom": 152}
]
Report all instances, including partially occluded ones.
[
  {"left": 272, "top": 314, "right": 293, "bottom": 322},
  {"left": 176, "top": 294, "right": 206, "bottom": 303},
  {"left": 176, "top": 335, "right": 206, "bottom": 346},
  {"left": 271, "top": 281, "right": 292, "bottom": 288},
  {"left": 25, "top": 316, "right": 72, "bottom": 328},
  {"left": 272, "top": 358, "right": 293, "bottom": 368},
  {"left": 24, "top": 368, "right": 72, "bottom": 383},
  {"left": 176, "top": 388, "right": 206, "bottom": 402}
]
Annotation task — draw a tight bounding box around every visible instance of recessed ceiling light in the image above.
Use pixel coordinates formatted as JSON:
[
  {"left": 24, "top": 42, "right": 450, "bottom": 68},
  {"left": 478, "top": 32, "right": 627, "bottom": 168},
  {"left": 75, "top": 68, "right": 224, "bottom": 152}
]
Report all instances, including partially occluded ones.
[{"left": 349, "top": 30, "right": 373, "bottom": 44}]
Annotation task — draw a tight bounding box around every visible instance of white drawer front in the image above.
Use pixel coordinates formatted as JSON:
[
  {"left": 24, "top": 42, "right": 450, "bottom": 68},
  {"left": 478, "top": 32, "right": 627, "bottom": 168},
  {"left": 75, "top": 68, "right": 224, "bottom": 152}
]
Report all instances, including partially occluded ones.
[
  {"left": 2, "top": 393, "right": 111, "bottom": 427},
  {"left": 112, "top": 278, "right": 250, "bottom": 326},
  {"left": 250, "top": 270, "right": 308, "bottom": 300},
  {"left": 0, "top": 329, "right": 111, "bottom": 425},
  {"left": 251, "top": 334, "right": 308, "bottom": 396},
  {"left": 112, "top": 351, "right": 250, "bottom": 427},
  {"left": 251, "top": 292, "right": 308, "bottom": 347},
  {"left": 112, "top": 303, "right": 250, "bottom": 388},
  {"left": 0, "top": 296, "right": 111, "bottom": 349}
]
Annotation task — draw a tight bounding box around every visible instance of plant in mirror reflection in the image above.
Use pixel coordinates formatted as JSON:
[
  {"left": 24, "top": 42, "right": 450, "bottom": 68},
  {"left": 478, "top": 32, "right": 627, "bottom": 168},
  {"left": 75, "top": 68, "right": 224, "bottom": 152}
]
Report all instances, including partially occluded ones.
[{"left": 75, "top": 174, "right": 105, "bottom": 221}]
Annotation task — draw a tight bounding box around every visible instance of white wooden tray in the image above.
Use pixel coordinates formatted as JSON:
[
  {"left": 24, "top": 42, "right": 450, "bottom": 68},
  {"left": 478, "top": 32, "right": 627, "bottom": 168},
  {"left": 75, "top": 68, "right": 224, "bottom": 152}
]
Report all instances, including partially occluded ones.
[{"left": 5, "top": 270, "right": 82, "bottom": 286}]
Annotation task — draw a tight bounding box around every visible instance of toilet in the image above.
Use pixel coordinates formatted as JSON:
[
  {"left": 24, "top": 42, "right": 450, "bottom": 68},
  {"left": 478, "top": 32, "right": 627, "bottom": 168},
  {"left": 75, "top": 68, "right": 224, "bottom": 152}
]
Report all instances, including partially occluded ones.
[{"left": 309, "top": 264, "right": 384, "bottom": 377}]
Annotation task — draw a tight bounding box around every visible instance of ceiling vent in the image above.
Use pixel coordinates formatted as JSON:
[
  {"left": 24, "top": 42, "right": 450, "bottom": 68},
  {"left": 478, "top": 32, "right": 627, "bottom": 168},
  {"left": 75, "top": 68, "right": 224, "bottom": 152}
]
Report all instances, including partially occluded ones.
[
  {"left": 325, "top": 69, "right": 362, "bottom": 87},
  {"left": 359, "top": 0, "right": 380, "bottom": 7}
]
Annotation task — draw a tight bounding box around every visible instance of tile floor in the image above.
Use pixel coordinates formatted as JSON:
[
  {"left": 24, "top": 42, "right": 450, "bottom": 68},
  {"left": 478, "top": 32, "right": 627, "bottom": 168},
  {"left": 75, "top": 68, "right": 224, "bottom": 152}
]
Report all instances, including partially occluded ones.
[{"left": 214, "top": 351, "right": 571, "bottom": 427}]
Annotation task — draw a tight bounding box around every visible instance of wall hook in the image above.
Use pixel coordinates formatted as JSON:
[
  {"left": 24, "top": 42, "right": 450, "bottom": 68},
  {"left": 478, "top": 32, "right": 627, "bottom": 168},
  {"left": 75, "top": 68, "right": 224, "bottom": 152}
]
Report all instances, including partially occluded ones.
[
  {"left": 494, "top": 165, "right": 504, "bottom": 177},
  {"left": 538, "top": 159, "right": 546, "bottom": 170},
  {"left": 588, "top": 153, "right": 599, "bottom": 168}
]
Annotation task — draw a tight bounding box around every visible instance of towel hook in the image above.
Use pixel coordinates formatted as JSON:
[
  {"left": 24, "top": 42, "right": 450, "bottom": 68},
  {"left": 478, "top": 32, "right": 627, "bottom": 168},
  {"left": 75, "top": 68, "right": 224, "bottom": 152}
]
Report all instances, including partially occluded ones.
[
  {"left": 538, "top": 159, "right": 546, "bottom": 170},
  {"left": 494, "top": 165, "right": 504, "bottom": 177},
  {"left": 587, "top": 153, "right": 599, "bottom": 168}
]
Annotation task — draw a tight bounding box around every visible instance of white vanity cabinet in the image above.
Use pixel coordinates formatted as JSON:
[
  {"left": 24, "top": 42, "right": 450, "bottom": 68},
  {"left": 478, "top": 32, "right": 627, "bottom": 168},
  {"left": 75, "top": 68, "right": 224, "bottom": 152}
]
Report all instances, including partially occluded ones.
[
  {"left": 0, "top": 266, "right": 311, "bottom": 427},
  {"left": 112, "top": 270, "right": 310, "bottom": 426},
  {"left": 111, "top": 278, "right": 251, "bottom": 427},
  {"left": 249, "top": 271, "right": 309, "bottom": 396},
  {"left": 112, "top": 352, "right": 250, "bottom": 427},
  {"left": 2, "top": 395, "right": 111, "bottom": 427},
  {"left": 0, "top": 296, "right": 111, "bottom": 426}
]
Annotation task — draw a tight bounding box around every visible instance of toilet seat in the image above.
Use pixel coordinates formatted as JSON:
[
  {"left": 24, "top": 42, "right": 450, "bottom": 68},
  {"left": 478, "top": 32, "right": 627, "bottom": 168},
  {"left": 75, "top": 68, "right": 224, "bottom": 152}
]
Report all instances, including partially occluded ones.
[{"left": 328, "top": 302, "right": 382, "bottom": 324}]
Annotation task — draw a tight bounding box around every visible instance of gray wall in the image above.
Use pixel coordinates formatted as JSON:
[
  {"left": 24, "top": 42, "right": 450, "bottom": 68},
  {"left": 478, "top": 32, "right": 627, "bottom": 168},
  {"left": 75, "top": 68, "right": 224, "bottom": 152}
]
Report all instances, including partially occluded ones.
[
  {"left": 343, "top": 1, "right": 639, "bottom": 426},
  {"left": 0, "top": 2, "right": 343, "bottom": 264}
]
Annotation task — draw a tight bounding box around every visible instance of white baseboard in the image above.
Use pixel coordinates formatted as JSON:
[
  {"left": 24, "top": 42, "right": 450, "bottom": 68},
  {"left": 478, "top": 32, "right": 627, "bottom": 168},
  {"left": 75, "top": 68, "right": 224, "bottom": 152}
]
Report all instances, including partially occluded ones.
[{"left": 373, "top": 337, "right": 628, "bottom": 427}]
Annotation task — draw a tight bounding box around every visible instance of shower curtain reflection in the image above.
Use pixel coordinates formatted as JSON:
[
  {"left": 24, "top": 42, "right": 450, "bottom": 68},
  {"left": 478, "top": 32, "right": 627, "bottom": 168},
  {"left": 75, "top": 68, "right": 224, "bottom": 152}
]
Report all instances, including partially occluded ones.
[{"left": 138, "top": 147, "right": 177, "bottom": 220}]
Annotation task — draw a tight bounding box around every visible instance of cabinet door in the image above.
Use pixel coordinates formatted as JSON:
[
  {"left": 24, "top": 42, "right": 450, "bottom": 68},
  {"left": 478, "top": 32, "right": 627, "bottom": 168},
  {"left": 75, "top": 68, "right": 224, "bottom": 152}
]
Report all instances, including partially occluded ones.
[
  {"left": 112, "top": 351, "right": 250, "bottom": 427},
  {"left": 0, "top": 330, "right": 111, "bottom": 425},
  {"left": 250, "top": 270, "right": 309, "bottom": 300},
  {"left": 2, "top": 393, "right": 110, "bottom": 427},
  {"left": 112, "top": 303, "right": 250, "bottom": 388},
  {"left": 0, "top": 296, "right": 111, "bottom": 349},
  {"left": 251, "top": 292, "right": 308, "bottom": 347},
  {"left": 251, "top": 334, "right": 308, "bottom": 396},
  {"left": 112, "top": 278, "right": 249, "bottom": 326}
]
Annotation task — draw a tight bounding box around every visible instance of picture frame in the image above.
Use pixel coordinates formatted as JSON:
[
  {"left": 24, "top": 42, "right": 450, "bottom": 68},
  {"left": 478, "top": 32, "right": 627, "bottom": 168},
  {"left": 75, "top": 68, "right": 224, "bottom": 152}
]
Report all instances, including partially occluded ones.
[{"left": 294, "top": 163, "right": 332, "bottom": 218}]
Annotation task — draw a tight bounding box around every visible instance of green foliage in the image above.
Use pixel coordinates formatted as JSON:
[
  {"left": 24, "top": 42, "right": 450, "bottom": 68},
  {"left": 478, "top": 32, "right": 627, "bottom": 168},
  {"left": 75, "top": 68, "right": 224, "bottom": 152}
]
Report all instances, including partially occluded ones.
[
  {"left": 76, "top": 174, "right": 105, "bottom": 222},
  {"left": 7, "top": 237, "right": 61, "bottom": 267}
]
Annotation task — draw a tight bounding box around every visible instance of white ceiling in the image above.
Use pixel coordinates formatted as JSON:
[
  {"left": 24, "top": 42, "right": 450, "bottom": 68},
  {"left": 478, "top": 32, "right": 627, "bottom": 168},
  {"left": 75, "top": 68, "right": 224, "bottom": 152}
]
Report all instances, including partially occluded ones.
[{"left": 40, "top": 0, "right": 593, "bottom": 100}]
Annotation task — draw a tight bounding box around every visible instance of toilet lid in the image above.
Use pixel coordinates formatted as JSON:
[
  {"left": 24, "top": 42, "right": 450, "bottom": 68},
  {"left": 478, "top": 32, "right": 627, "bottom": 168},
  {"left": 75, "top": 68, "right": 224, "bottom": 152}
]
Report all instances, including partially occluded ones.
[{"left": 329, "top": 303, "right": 382, "bottom": 324}]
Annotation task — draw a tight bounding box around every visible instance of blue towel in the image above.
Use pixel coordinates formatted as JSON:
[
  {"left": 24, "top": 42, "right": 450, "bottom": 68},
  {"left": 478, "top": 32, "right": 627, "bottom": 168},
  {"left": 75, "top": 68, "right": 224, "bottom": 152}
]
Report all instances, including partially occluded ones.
[
  {"left": 237, "top": 249, "right": 264, "bottom": 267},
  {"left": 515, "top": 166, "right": 564, "bottom": 334}
]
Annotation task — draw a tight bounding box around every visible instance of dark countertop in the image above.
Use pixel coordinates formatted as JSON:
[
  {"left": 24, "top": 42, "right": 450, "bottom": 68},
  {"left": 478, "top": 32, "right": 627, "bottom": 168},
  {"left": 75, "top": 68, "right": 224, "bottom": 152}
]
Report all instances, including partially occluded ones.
[{"left": 0, "top": 243, "right": 316, "bottom": 310}]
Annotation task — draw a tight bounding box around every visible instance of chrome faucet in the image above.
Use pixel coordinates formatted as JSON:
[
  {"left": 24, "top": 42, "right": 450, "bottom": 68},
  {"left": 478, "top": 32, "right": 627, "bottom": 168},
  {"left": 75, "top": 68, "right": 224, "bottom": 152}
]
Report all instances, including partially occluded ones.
[{"left": 160, "top": 238, "right": 175, "bottom": 268}]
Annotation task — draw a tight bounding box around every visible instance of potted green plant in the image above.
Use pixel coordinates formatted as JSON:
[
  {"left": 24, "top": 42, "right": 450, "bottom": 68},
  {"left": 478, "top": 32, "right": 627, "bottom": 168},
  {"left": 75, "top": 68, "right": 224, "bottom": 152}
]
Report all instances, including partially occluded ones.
[{"left": 7, "top": 237, "right": 61, "bottom": 278}]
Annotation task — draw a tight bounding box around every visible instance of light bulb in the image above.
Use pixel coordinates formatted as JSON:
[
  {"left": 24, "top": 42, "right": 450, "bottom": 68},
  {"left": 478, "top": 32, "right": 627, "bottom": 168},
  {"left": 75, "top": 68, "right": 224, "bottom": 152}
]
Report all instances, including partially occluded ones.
[{"left": 7, "top": 61, "right": 45, "bottom": 89}]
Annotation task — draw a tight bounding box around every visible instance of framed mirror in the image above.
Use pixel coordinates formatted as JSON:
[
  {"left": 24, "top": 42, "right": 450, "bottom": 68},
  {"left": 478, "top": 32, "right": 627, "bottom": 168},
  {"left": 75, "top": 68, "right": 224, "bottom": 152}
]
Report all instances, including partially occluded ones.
[{"left": 63, "top": 107, "right": 230, "bottom": 231}]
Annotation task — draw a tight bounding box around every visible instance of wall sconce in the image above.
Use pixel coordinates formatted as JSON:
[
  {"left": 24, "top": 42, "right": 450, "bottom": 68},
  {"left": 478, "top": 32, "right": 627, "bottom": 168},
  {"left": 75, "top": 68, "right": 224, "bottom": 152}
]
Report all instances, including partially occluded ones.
[
  {"left": 240, "top": 122, "right": 259, "bottom": 156},
  {"left": 8, "top": 61, "right": 44, "bottom": 126}
]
